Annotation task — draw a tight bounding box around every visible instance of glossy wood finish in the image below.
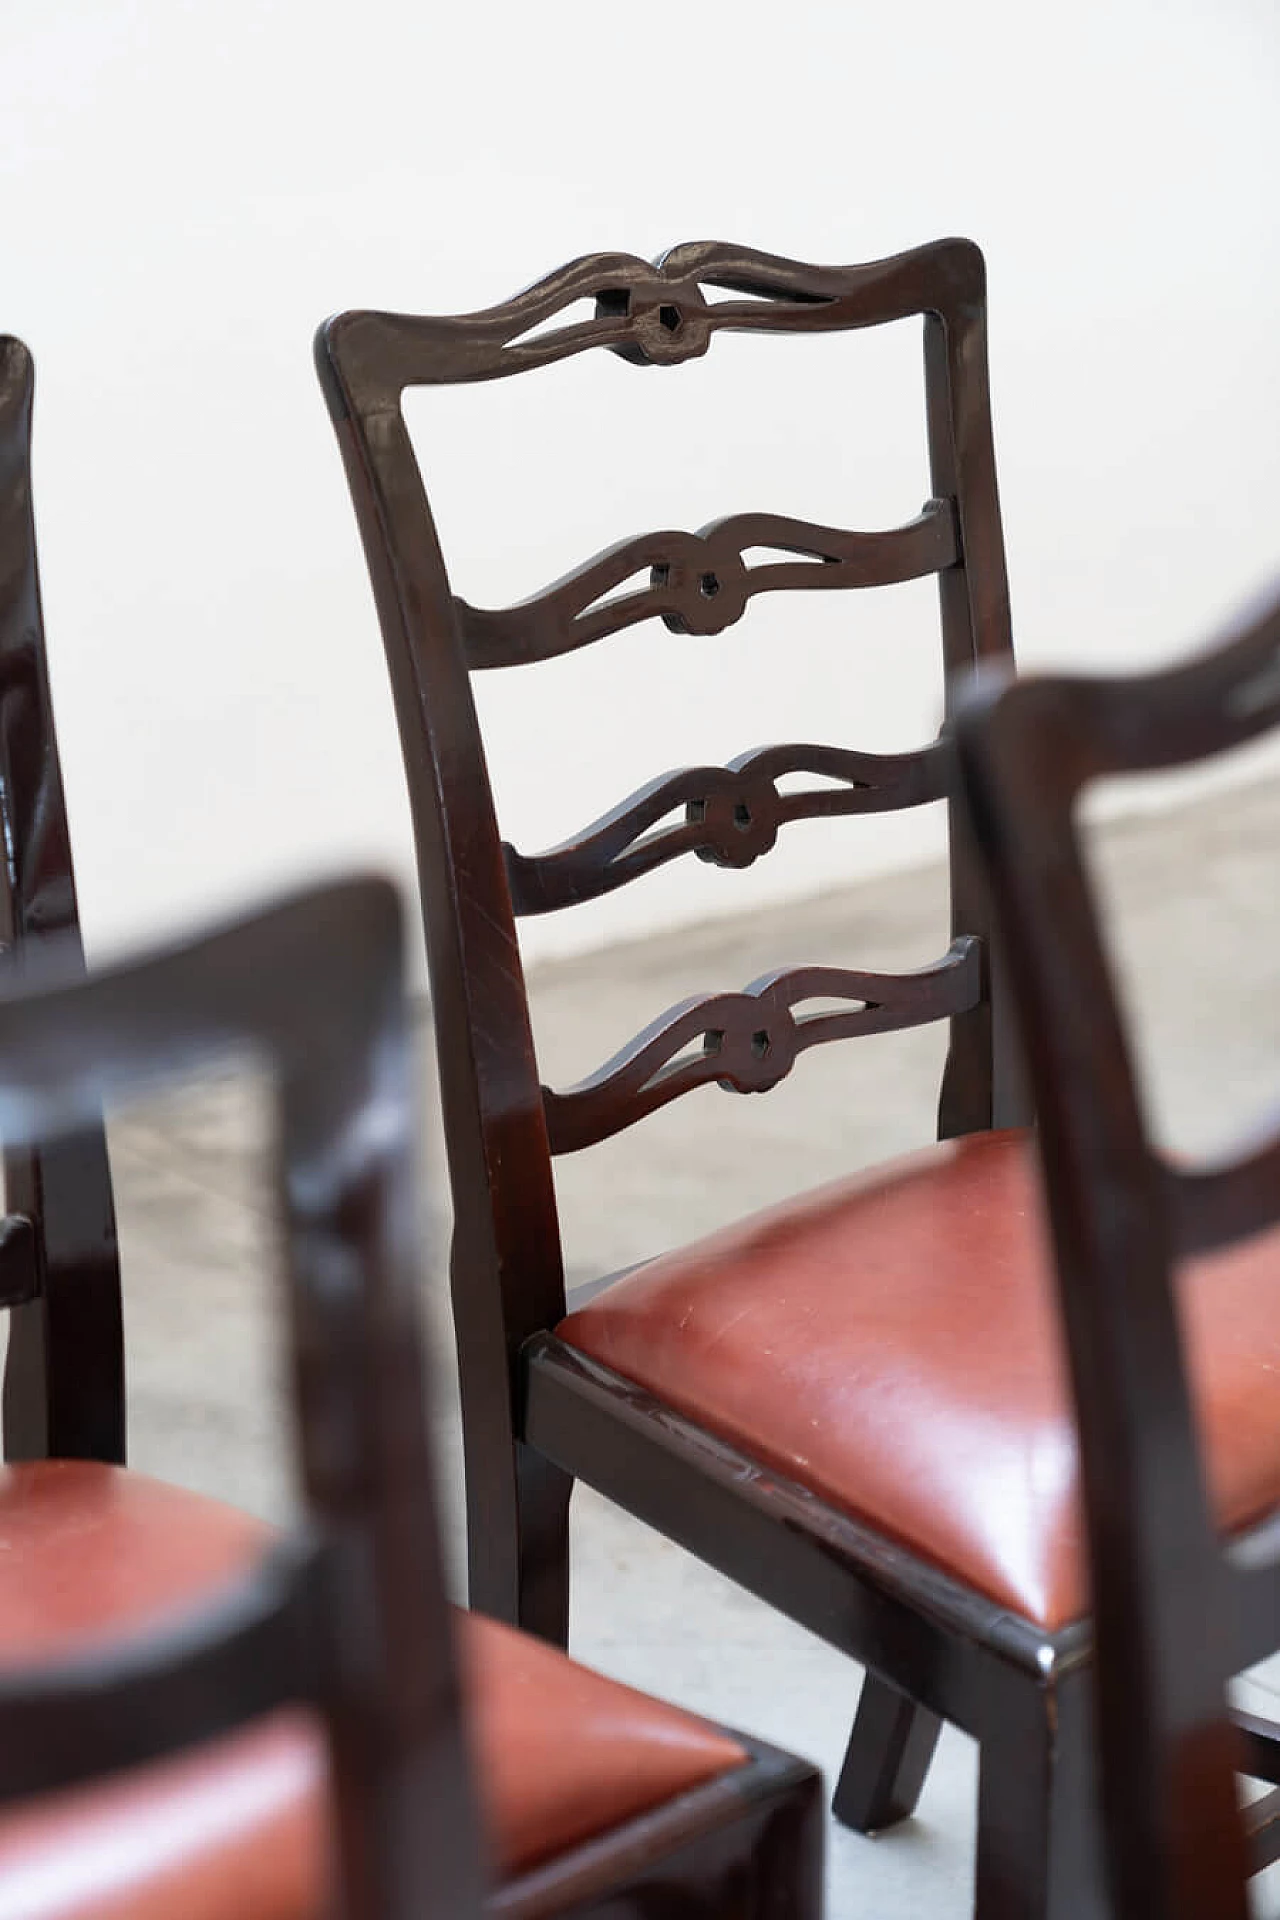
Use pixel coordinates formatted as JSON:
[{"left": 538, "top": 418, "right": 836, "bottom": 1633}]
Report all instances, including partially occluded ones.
[
  {"left": 505, "top": 737, "right": 951, "bottom": 916},
  {"left": 955, "top": 586, "right": 1280, "bottom": 1920},
  {"left": 544, "top": 938, "right": 982, "bottom": 1152},
  {"left": 0, "top": 880, "right": 823, "bottom": 1920},
  {"left": 459, "top": 498, "right": 959, "bottom": 665},
  {"left": 0, "top": 877, "right": 488, "bottom": 1920},
  {"left": 316, "top": 239, "right": 1098, "bottom": 1917},
  {"left": 0, "top": 338, "right": 122, "bottom": 1465},
  {"left": 0, "top": 337, "right": 822, "bottom": 1920}
]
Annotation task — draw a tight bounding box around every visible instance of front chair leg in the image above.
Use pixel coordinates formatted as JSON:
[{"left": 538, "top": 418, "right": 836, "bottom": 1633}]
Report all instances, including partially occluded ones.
[{"left": 832, "top": 1672, "right": 943, "bottom": 1832}]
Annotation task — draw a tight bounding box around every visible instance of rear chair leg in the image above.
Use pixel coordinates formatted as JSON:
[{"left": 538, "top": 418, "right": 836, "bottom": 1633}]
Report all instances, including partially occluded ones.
[
  {"left": 832, "top": 1673, "right": 943, "bottom": 1832},
  {"left": 465, "top": 1436, "right": 573, "bottom": 1647},
  {"left": 975, "top": 1665, "right": 1104, "bottom": 1920},
  {"left": 511, "top": 1442, "right": 573, "bottom": 1645}
]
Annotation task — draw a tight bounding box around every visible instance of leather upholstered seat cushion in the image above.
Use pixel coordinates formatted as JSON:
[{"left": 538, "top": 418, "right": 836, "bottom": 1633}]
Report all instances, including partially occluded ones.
[
  {"left": 0, "top": 1461, "right": 745, "bottom": 1917},
  {"left": 557, "top": 1128, "right": 1280, "bottom": 1631}
]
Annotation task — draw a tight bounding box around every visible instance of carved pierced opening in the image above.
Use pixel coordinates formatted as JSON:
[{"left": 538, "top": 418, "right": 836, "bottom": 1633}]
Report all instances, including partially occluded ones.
[
  {"left": 579, "top": 568, "right": 654, "bottom": 616},
  {"left": 704, "top": 286, "right": 781, "bottom": 306},
  {"left": 658, "top": 304, "right": 683, "bottom": 334},
  {"left": 637, "top": 1030, "right": 720, "bottom": 1091},
  {"left": 507, "top": 298, "right": 614, "bottom": 348},
  {"left": 593, "top": 289, "right": 632, "bottom": 321},
  {"left": 503, "top": 740, "right": 952, "bottom": 916},
  {"left": 740, "top": 545, "right": 837, "bottom": 571},
  {"left": 794, "top": 994, "right": 873, "bottom": 1022},
  {"left": 774, "top": 768, "right": 862, "bottom": 795},
  {"left": 458, "top": 504, "right": 957, "bottom": 669},
  {"left": 541, "top": 939, "right": 984, "bottom": 1153}
]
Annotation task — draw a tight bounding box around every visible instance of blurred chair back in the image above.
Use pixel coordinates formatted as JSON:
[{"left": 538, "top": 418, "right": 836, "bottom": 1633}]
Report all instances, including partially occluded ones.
[
  {"left": 0, "top": 877, "right": 486, "bottom": 1920},
  {"left": 0, "top": 338, "right": 122, "bottom": 1464},
  {"left": 954, "top": 590, "right": 1280, "bottom": 1920}
]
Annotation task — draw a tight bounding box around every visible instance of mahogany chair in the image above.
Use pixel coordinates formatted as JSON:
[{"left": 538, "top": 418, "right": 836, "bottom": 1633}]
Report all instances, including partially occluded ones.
[
  {"left": 0, "top": 338, "right": 823, "bottom": 1919},
  {"left": 954, "top": 583, "right": 1280, "bottom": 1920},
  {"left": 0, "top": 877, "right": 822, "bottom": 1920},
  {"left": 0, "top": 335, "right": 123, "bottom": 1466},
  {"left": 316, "top": 237, "right": 1096, "bottom": 1916}
]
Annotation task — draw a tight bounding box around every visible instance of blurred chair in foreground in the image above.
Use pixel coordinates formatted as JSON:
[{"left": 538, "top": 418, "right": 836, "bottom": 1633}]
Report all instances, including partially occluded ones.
[
  {"left": 956, "top": 582, "right": 1280, "bottom": 1920},
  {"left": 0, "top": 339, "right": 822, "bottom": 1917},
  {"left": 0, "top": 334, "right": 123, "bottom": 1465},
  {"left": 0, "top": 876, "right": 822, "bottom": 1919}
]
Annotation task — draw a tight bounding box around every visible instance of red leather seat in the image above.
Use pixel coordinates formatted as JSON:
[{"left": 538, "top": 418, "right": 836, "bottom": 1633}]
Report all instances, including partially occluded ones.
[
  {"left": 0, "top": 1462, "right": 745, "bottom": 1917},
  {"left": 559, "top": 1128, "right": 1280, "bottom": 1630}
]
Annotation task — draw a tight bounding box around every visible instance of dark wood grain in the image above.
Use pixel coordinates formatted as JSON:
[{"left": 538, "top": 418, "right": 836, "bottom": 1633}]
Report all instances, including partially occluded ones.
[
  {"left": 0, "top": 877, "right": 490, "bottom": 1920},
  {"left": 0, "top": 854, "right": 822, "bottom": 1918},
  {"left": 544, "top": 939, "right": 981, "bottom": 1152},
  {"left": 460, "top": 500, "right": 958, "bottom": 665},
  {"left": 322, "top": 236, "right": 991, "bottom": 400},
  {"left": 0, "top": 338, "right": 123, "bottom": 1466},
  {"left": 506, "top": 738, "right": 950, "bottom": 915},
  {"left": 316, "top": 236, "right": 1053, "bottom": 1919},
  {"left": 954, "top": 582, "right": 1280, "bottom": 1920}
]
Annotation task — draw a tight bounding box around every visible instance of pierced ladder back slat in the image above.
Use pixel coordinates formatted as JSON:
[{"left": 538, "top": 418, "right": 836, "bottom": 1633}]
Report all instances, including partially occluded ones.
[
  {"left": 505, "top": 738, "right": 953, "bottom": 915},
  {"left": 0, "top": 338, "right": 123, "bottom": 1465},
  {"left": 458, "top": 499, "right": 959, "bottom": 666},
  {"left": 954, "top": 585, "right": 1280, "bottom": 1920},
  {"left": 318, "top": 236, "right": 1022, "bottom": 1229},
  {"left": 545, "top": 939, "right": 982, "bottom": 1154}
]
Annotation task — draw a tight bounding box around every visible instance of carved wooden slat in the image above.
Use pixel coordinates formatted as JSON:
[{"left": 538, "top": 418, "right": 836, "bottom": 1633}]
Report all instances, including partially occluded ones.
[
  {"left": 543, "top": 937, "right": 981, "bottom": 1153},
  {"left": 506, "top": 738, "right": 951, "bottom": 916},
  {"left": 1168, "top": 1126, "right": 1280, "bottom": 1258},
  {"left": 459, "top": 502, "right": 957, "bottom": 668},
  {"left": 327, "top": 238, "right": 988, "bottom": 403}
]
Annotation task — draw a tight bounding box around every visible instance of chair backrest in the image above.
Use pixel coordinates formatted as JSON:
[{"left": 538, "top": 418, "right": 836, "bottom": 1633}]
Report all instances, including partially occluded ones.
[
  {"left": 0, "top": 338, "right": 123, "bottom": 1465},
  {"left": 0, "top": 876, "right": 487, "bottom": 1920},
  {"left": 953, "top": 591, "right": 1280, "bottom": 1920},
  {"left": 316, "top": 238, "right": 1025, "bottom": 1360}
]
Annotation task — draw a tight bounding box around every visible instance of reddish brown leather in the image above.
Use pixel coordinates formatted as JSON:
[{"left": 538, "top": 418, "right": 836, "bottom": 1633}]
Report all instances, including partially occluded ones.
[
  {"left": 0, "top": 1461, "right": 271, "bottom": 1658},
  {"left": 0, "top": 1463, "right": 745, "bottom": 1914},
  {"left": 0, "top": 1715, "right": 322, "bottom": 1920},
  {"left": 461, "top": 1611, "right": 746, "bottom": 1869},
  {"left": 559, "top": 1128, "right": 1280, "bottom": 1631}
]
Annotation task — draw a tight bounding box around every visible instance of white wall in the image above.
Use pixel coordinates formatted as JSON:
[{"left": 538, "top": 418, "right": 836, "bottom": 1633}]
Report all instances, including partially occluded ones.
[{"left": 3, "top": 0, "right": 1278, "bottom": 969}]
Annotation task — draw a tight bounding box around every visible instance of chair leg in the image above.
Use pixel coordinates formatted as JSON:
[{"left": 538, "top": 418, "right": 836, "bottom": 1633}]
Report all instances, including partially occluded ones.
[
  {"left": 465, "top": 1437, "right": 573, "bottom": 1647},
  {"left": 831, "top": 1673, "right": 942, "bottom": 1832},
  {"left": 974, "top": 1666, "right": 1105, "bottom": 1920}
]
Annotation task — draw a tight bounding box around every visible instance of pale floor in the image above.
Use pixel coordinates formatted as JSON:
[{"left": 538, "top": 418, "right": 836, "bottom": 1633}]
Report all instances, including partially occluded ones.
[{"left": 99, "top": 775, "right": 1279, "bottom": 1916}]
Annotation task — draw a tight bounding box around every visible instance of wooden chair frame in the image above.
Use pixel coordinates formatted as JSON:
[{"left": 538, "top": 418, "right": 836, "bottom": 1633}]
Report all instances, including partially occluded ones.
[
  {"left": 0, "top": 876, "right": 490, "bottom": 1920},
  {"left": 0, "top": 876, "right": 822, "bottom": 1920},
  {"left": 316, "top": 239, "right": 1162, "bottom": 1918},
  {"left": 955, "top": 585, "right": 1280, "bottom": 1920},
  {"left": 0, "top": 336, "right": 821, "bottom": 1920},
  {"left": 0, "top": 337, "right": 123, "bottom": 1464}
]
